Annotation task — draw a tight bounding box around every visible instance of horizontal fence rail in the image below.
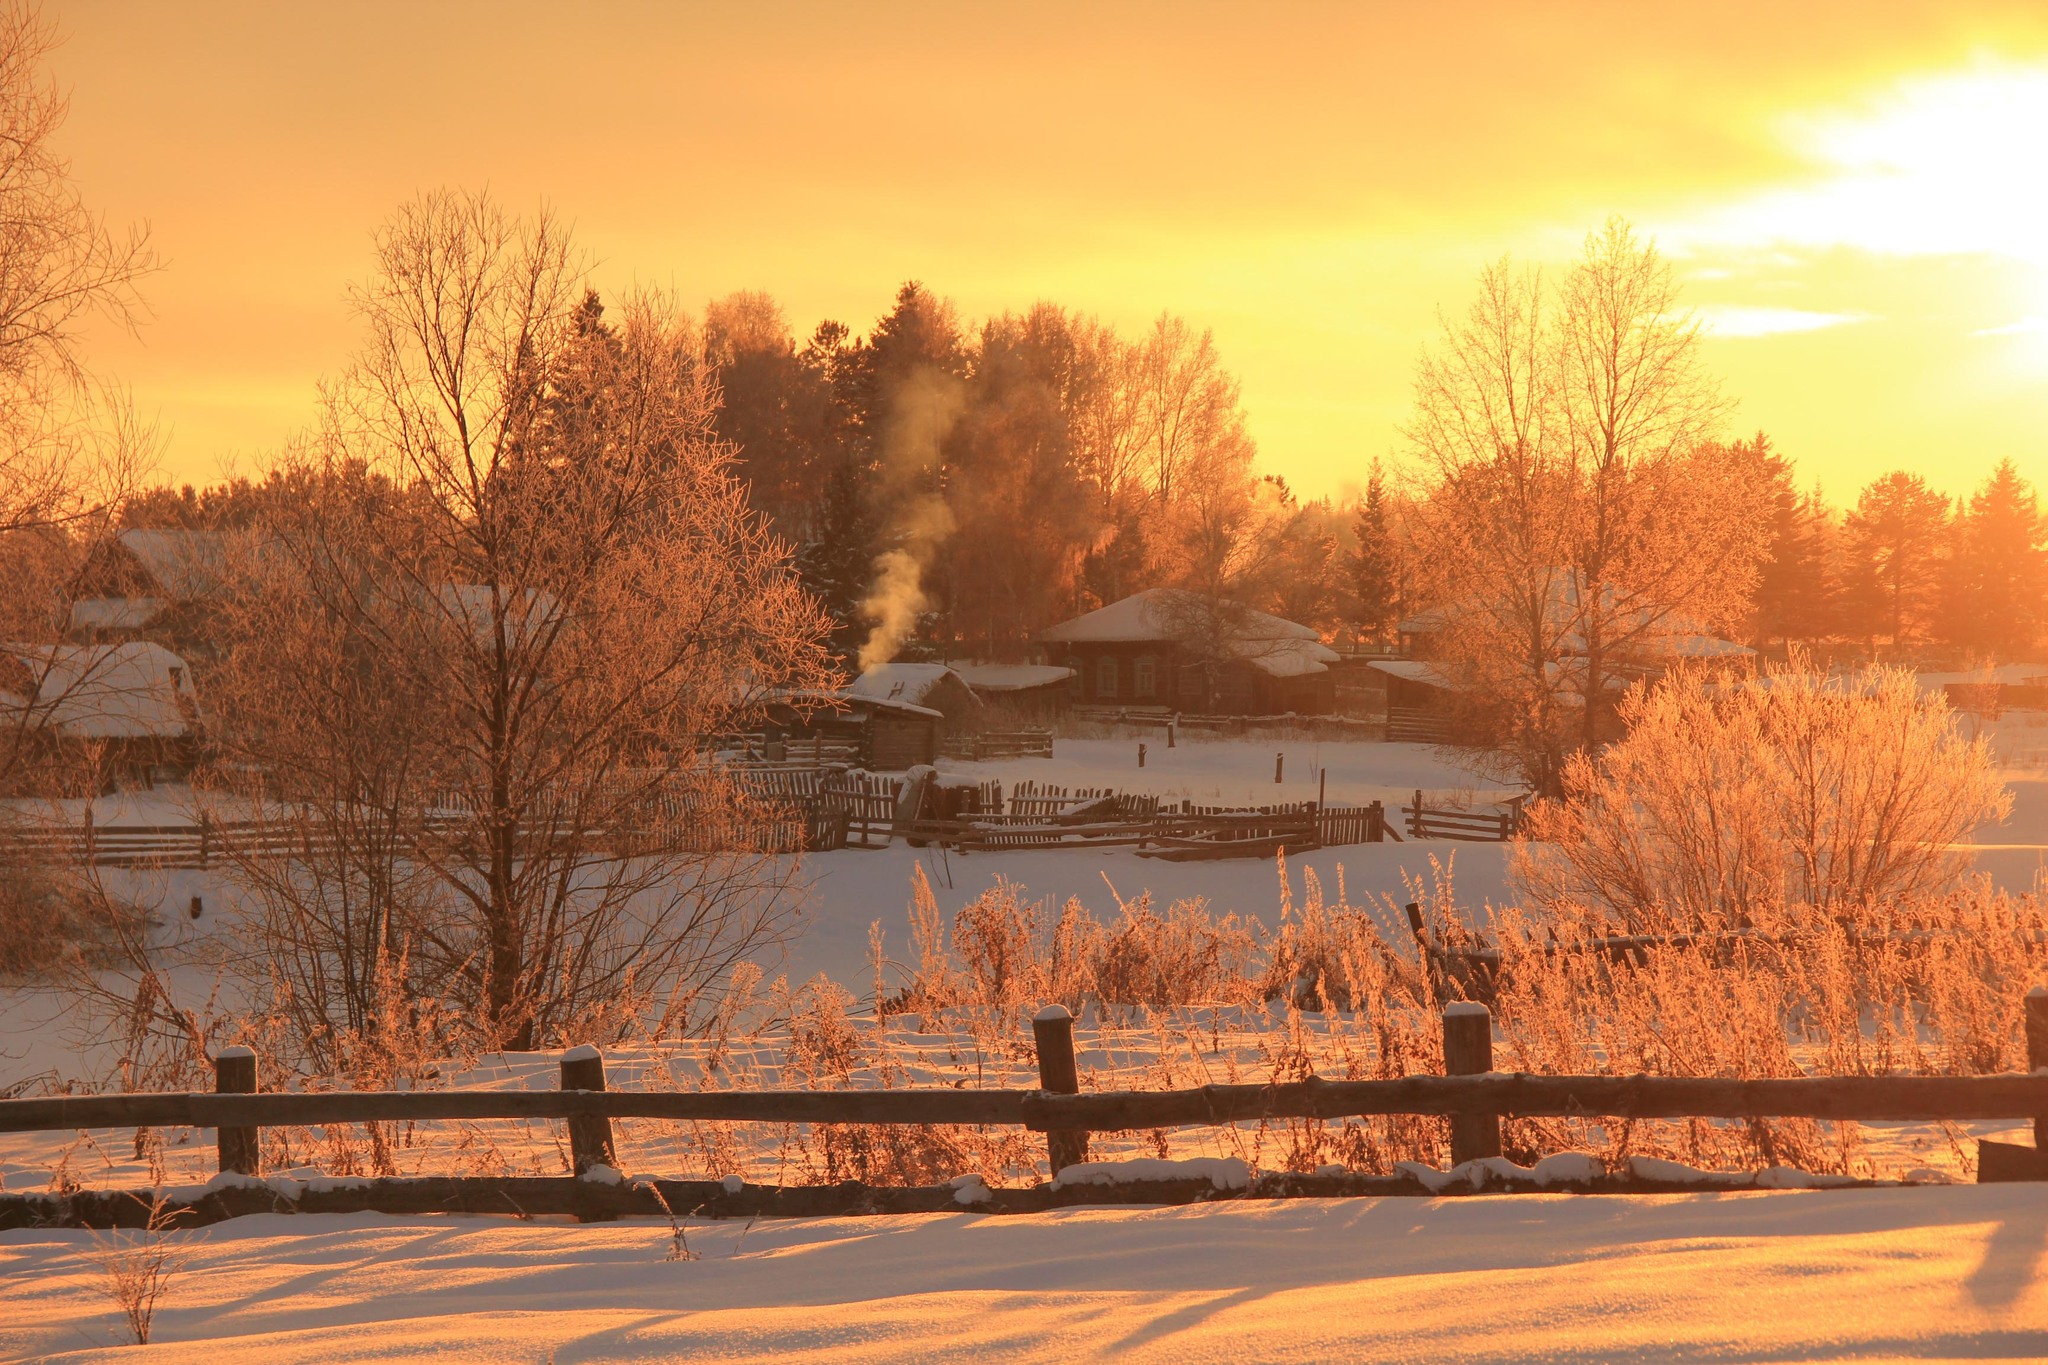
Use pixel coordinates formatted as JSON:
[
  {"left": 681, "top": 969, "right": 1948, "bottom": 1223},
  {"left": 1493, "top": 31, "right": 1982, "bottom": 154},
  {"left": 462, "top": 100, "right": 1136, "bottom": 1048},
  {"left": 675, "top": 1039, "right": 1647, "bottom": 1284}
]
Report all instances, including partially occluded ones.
[
  {"left": 11, "top": 1072, "right": 2048, "bottom": 1139},
  {"left": 6, "top": 992, "right": 2048, "bottom": 1230},
  {"left": 0, "top": 1087, "right": 1034, "bottom": 1132}
]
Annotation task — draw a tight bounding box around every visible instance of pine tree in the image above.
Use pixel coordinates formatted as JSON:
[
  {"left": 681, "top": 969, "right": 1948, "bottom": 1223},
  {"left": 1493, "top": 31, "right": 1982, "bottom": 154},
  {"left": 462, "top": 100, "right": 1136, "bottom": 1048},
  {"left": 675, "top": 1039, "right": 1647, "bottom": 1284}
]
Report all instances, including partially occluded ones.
[
  {"left": 1351, "top": 465, "right": 1401, "bottom": 645},
  {"left": 1745, "top": 435, "right": 1833, "bottom": 648},
  {"left": 796, "top": 460, "right": 878, "bottom": 663},
  {"left": 1843, "top": 471, "right": 1951, "bottom": 650},
  {"left": 1945, "top": 458, "right": 2046, "bottom": 659}
]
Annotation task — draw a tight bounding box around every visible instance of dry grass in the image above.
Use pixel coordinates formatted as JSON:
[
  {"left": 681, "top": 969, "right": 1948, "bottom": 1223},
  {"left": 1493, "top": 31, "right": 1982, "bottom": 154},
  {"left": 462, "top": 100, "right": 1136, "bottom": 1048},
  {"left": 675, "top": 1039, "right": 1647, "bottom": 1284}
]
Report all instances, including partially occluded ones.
[{"left": 86, "top": 1194, "right": 200, "bottom": 1346}]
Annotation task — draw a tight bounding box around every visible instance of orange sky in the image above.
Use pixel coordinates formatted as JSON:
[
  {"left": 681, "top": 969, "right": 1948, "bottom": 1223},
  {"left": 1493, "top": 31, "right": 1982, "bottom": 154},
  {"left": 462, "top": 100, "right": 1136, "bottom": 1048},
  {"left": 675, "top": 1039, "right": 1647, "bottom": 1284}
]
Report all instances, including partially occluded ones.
[{"left": 48, "top": 0, "right": 2048, "bottom": 505}]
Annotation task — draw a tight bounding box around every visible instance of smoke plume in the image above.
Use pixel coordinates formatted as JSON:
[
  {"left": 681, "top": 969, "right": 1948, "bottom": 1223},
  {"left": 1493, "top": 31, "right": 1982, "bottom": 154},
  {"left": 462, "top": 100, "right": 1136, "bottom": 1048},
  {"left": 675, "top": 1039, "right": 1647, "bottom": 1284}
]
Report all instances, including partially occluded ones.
[{"left": 858, "top": 366, "right": 964, "bottom": 670}]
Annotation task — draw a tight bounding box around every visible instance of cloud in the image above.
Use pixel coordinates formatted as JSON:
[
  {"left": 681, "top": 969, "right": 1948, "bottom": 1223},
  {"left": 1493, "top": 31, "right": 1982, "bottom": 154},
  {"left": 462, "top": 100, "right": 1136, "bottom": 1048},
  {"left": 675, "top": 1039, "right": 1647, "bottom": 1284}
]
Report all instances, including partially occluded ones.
[
  {"left": 1694, "top": 306, "right": 1871, "bottom": 338},
  {"left": 1972, "top": 316, "right": 2048, "bottom": 338},
  {"left": 1667, "top": 60, "right": 2048, "bottom": 269}
]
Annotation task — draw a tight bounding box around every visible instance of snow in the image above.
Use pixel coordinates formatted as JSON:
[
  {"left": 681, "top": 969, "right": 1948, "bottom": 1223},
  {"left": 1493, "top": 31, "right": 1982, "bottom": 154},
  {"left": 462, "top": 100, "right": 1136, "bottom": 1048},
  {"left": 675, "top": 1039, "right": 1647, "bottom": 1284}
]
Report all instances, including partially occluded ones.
[
  {"left": 847, "top": 663, "right": 975, "bottom": 710},
  {"left": 561, "top": 1044, "right": 602, "bottom": 1064},
  {"left": 1033, "top": 1004, "right": 1072, "bottom": 1023},
  {"left": 5, "top": 1188, "right": 2047, "bottom": 1361},
  {"left": 1443, "top": 1002, "right": 1491, "bottom": 1018},
  {"left": 2, "top": 641, "right": 199, "bottom": 739},
  {"left": 952, "top": 663, "right": 1074, "bottom": 692},
  {"left": 1050, "top": 1157, "right": 1251, "bottom": 1191},
  {"left": 1038, "top": 589, "right": 1339, "bottom": 678},
  {"left": 1394, "top": 1155, "right": 1606, "bottom": 1192}
]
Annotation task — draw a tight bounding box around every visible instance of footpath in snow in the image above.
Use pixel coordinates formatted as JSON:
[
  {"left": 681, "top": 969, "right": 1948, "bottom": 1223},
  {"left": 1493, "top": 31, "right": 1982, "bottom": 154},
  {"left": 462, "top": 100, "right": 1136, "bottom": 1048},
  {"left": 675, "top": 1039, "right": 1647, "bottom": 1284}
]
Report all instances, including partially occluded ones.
[{"left": 4, "top": 1186, "right": 2046, "bottom": 1362}]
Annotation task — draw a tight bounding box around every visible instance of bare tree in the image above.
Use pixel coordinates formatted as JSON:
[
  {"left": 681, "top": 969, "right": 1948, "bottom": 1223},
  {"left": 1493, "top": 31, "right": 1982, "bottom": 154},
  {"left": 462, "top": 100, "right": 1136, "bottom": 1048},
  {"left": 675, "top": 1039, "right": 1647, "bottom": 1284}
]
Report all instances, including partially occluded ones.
[
  {"left": 209, "top": 191, "right": 836, "bottom": 1056},
  {"left": 1406, "top": 220, "right": 1767, "bottom": 792},
  {"left": 0, "top": 1, "right": 152, "bottom": 542},
  {"left": 0, "top": 0, "right": 157, "bottom": 973}
]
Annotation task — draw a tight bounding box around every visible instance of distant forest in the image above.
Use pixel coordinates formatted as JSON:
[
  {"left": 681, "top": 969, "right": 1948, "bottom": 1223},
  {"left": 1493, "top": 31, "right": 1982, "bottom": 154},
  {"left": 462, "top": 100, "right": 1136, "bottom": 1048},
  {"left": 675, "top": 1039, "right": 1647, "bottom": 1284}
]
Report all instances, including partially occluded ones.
[{"left": 124, "top": 280, "right": 2048, "bottom": 669}]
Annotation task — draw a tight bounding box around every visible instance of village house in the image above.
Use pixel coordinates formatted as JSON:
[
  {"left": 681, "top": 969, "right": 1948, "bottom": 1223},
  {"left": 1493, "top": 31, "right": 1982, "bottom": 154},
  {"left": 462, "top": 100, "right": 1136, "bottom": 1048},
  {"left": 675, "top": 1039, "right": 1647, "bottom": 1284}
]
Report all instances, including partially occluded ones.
[
  {"left": 1038, "top": 588, "right": 1338, "bottom": 715},
  {"left": 0, "top": 640, "right": 205, "bottom": 788},
  {"left": 68, "top": 528, "right": 228, "bottom": 646}
]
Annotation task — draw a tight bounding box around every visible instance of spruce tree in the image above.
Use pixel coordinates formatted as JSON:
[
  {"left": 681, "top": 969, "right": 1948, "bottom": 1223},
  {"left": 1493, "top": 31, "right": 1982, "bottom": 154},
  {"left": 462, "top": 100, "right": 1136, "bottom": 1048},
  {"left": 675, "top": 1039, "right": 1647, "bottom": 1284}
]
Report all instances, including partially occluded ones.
[
  {"left": 1947, "top": 458, "right": 2046, "bottom": 659},
  {"left": 1351, "top": 466, "right": 1401, "bottom": 645}
]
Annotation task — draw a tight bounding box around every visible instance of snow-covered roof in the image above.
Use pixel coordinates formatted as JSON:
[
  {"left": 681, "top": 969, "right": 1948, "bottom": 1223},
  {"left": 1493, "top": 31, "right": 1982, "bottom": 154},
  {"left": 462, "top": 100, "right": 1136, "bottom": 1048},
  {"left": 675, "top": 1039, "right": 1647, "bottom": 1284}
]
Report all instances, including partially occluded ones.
[
  {"left": 1040, "top": 589, "right": 1339, "bottom": 678},
  {"left": 1406, "top": 573, "right": 1752, "bottom": 663},
  {"left": 3, "top": 641, "right": 199, "bottom": 739},
  {"left": 847, "top": 663, "right": 980, "bottom": 710},
  {"left": 435, "top": 585, "right": 563, "bottom": 646},
  {"left": 69, "top": 597, "right": 166, "bottom": 633},
  {"left": 1368, "top": 659, "right": 1461, "bottom": 690},
  {"left": 953, "top": 663, "right": 1075, "bottom": 693},
  {"left": 118, "top": 529, "right": 226, "bottom": 599}
]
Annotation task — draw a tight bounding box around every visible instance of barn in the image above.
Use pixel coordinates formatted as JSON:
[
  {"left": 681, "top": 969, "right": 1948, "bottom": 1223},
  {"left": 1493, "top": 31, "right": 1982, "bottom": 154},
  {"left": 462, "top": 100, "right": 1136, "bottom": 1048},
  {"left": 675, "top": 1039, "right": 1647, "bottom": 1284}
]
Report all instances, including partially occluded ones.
[{"left": 1038, "top": 589, "right": 1337, "bottom": 715}]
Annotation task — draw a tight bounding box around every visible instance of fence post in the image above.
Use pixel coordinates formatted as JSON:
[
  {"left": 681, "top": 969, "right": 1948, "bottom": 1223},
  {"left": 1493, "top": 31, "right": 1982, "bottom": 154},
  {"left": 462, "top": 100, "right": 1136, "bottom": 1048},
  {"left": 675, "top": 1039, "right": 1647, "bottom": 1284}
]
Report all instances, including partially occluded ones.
[
  {"left": 215, "top": 1047, "right": 260, "bottom": 1176},
  {"left": 1167, "top": 715, "right": 1177, "bottom": 748},
  {"left": 560, "top": 1046, "right": 617, "bottom": 1175},
  {"left": 1442, "top": 1003, "right": 1501, "bottom": 1165},
  {"left": 1138, "top": 742, "right": 1146, "bottom": 769},
  {"left": 2028, "top": 987, "right": 2048, "bottom": 1149},
  {"left": 1032, "top": 1005, "right": 1089, "bottom": 1174},
  {"left": 1274, "top": 752, "right": 1284, "bottom": 784}
]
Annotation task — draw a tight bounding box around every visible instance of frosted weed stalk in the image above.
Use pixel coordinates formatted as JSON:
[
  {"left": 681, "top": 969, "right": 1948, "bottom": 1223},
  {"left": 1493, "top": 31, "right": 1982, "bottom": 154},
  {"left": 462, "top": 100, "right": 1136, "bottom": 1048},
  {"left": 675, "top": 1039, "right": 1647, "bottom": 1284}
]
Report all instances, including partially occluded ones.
[{"left": 87, "top": 1195, "right": 202, "bottom": 1346}]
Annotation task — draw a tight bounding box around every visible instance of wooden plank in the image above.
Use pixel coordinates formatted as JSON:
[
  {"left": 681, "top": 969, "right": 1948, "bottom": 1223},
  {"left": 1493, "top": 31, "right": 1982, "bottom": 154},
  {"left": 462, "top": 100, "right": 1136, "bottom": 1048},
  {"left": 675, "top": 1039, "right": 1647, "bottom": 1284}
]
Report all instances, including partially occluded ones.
[
  {"left": 1978, "top": 1138, "right": 2048, "bottom": 1182},
  {"left": 1019, "top": 1072, "right": 2048, "bottom": 1130},
  {"left": 0, "top": 1086, "right": 1034, "bottom": 1133}
]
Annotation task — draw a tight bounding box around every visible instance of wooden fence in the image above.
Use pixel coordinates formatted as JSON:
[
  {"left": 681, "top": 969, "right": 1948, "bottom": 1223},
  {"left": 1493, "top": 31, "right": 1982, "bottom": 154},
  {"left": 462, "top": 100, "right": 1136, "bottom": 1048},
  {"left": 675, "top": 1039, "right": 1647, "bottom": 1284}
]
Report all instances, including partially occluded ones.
[
  {"left": 1404, "top": 790, "right": 1525, "bottom": 842},
  {"left": 1387, "top": 706, "right": 1450, "bottom": 745},
  {"left": 1, "top": 777, "right": 1388, "bottom": 871},
  {"left": 6, "top": 993, "right": 2048, "bottom": 1229},
  {"left": 939, "top": 729, "right": 1055, "bottom": 761}
]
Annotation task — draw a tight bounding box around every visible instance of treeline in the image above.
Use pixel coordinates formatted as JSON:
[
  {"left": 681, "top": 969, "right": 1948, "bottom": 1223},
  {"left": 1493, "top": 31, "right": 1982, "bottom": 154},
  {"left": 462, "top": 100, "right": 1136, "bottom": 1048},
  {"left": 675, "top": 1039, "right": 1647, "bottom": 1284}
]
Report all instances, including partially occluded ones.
[
  {"left": 127, "top": 284, "right": 1360, "bottom": 667},
  {"left": 123, "top": 285, "right": 2046, "bottom": 673},
  {"left": 1751, "top": 456, "right": 2045, "bottom": 658}
]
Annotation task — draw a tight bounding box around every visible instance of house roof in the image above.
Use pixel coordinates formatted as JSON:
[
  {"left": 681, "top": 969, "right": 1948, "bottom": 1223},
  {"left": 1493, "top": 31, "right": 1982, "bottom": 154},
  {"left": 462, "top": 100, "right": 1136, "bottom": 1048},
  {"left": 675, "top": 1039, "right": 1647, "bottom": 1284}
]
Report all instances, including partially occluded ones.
[
  {"left": 118, "top": 529, "right": 227, "bottom": 599},
  {"left": 953, "top": 663, "right": 1075, "bottom": 693},
  {"left": 1040, "top": 589, "right": 1339, "bottom": 678},
  {"left": 847, "top": 663, "right": 981, "bottom": 715},
  {"left": 3, "top": 641, "right": 199, "bottom": 739},
  {"left": 69, "top": 597, "right": 167, "bottom": 633},
  {"left": 1401, "top": 575, "right": 1752, "bottom": 662},
  {"left": 1367, "top": 659, "right": 1461, "bottom": 690}
]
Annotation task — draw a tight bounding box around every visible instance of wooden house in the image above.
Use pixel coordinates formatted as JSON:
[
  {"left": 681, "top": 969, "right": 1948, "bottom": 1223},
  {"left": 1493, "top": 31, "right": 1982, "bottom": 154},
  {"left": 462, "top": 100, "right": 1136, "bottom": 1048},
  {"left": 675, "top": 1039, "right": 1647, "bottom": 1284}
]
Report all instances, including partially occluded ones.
[
  {"left": 952, "top": 663, "right": 1075, "bottom": 723},
  {"left": 1038, "top": 589, "right": 1338, "bottom": 715},
  {"left": 0, "top": 641, "right": 204, "bottom": 787}
]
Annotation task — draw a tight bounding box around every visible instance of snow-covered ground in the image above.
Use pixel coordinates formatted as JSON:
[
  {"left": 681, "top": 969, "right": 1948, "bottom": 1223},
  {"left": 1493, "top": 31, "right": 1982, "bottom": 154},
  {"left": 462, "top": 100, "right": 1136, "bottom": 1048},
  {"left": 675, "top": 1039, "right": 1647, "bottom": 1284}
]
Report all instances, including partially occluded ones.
[{"left": 6, "top": 1186, "right": 2047, "bottom": 1362}]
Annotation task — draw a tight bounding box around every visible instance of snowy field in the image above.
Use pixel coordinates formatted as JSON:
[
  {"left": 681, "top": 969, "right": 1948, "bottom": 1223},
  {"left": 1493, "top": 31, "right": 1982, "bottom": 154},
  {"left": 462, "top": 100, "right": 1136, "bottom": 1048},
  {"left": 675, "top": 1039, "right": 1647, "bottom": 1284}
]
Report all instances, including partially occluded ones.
[
  {"left": 5, "top": 1187, "right": 2047, "bottom": 1362},
  {"left": 6, "top": 725, "right": 2048, "bottom": 1360}
]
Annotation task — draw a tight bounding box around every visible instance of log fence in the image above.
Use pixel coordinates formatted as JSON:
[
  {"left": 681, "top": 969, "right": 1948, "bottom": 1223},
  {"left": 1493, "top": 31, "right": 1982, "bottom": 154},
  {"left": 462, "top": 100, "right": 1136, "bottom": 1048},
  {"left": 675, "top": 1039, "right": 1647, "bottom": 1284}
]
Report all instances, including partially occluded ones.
[{"left": 6, "top": 991, "right": 2048, "bottom": 1231}]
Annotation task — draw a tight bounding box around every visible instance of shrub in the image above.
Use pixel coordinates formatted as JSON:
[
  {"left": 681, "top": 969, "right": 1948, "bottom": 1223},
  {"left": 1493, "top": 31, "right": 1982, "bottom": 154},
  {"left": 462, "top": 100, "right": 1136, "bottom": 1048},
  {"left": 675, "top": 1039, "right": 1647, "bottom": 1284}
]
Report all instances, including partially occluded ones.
[{"left": 1514, "top": 656, "right": 2012, "bottom": 932}]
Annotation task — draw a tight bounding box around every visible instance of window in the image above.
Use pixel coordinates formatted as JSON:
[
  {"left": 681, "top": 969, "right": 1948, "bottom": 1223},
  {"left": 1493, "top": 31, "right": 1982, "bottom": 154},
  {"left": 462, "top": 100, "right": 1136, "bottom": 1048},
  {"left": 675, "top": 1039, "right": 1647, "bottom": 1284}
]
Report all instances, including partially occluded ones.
[
  {"left": 1096, "top": 655, "right": 1118, "bottom": 698},
  {"left": 1133, "top": 655, "right": 1156, "bottom": 699}
]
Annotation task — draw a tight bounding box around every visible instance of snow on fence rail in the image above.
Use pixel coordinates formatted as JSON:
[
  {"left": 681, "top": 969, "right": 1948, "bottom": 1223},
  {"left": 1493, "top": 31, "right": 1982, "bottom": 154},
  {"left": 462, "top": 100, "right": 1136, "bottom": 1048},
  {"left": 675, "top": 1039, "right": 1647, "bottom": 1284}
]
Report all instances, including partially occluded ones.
[{"left": 7, "top": 994, "right": 2048, "bottom": 1232}]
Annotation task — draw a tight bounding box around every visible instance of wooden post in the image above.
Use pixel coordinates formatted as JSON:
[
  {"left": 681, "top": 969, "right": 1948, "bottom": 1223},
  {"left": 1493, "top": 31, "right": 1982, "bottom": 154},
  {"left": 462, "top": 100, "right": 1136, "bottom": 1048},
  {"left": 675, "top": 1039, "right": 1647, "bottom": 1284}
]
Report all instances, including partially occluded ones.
[
  {"left": 1138, "top": 742, "right": 1147, "bottom": 768},
  {"left": 2028, "top": 987, "right": 2048, "bottom": 1149},
  {"left": 1274, "top": 752, "right": 1284, "bottom": 784},
  {"left": 1032, "top": 1005, "right": 1088, "bottom": 1174},
  {"left": 1167, "top": 716, "right": 1177, "bottom": 748},
  {"left": 215, "top": 1047, "right": 259, "bottom": 1176},
  {"left": 1442, "top": 1003, "right": 1501, "bottom": 1165},
  {"left": 560, "top": 1046, "right": 617, "bottom": 1175}
]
